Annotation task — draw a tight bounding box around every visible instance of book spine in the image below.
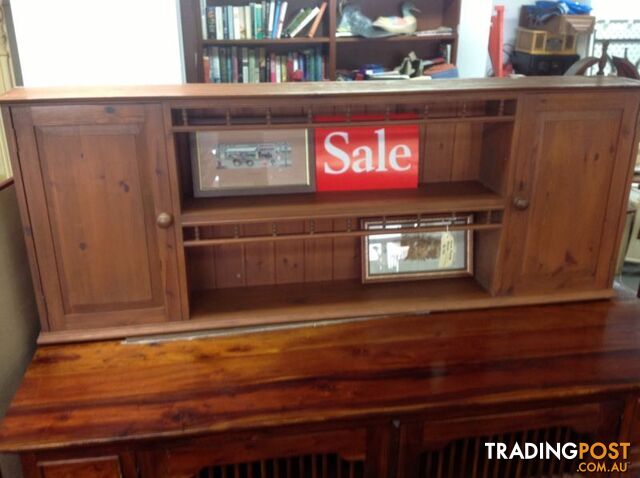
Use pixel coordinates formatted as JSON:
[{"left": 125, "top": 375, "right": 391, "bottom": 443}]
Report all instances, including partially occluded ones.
[
  {"left": 284, "top": 8, "right": 307, "bottom": 38},
  {"left": 267, "top": 0, "right": 276, "bottom": 38},
  {"left": 290, "top": 6, "right": 318, "bottom": 38},
  {"left": 200, "top": 0, "right": 208, "bottom": 38},
  {"left": 215, "top": 6, "right": 224, "bottom": 40},
  {"left": 206, "top": 6, "right": 216, "bottom": 39},
  {"left": 276, "top": 1, "right": 288, "bottom": 39},
  {"left": 226, "top": 6, "right": 234, "bottom": 40},
  {"left": 241, "top": 47, "right": 249, "bottom": 84},
  {"left": 315, "top": 47, "right": 322, "bottom": 81},
  {"left": 248, "top": 48, "right": 255, "bottom": 83},
  {"left": 219, "top": 48, "right": 228, "bottom": 83},
  {"left": 233, "top": 6, "right": 242, "bottom": 40},
  {"left": 244, "top": 5, "right": 252, "bottom": 39},
  {"left": 261, "top": 1, "right": 267, "bottom": 38},
  {"left": 231, "top": 46, "right": 239, "bottom": 83},
  {"left": 254, "top": 4, "right": 261, "bottom": 40},
  {"left": 299, "top": 53, "right": 305, "bottom": 81},
  {"left": 211, "top": 47, "right": 221, "bottom": 83},
  {"left": 270, "top": 52, "right": 277, "bottom": 82},
  {"left": 203, "top": 54, "right": 211, "bottom": 83},
  {"left": 259, "top": 48, "right": 266, "bottom": 82},
  {"left": 307, "top": 2, "right": 327, "bottom": 38},
  {"left": 275, "top": 55, "right": 281, "bottom": 83}
]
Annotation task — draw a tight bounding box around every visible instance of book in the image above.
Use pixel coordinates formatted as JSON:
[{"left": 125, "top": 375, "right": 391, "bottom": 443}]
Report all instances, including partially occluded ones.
[
  {"left": 200, "top": 0, "right": 208, "bottom": 38},
  {"left": 258, "top": 48, "right": 267, "bottom": 82},
  {"left": 219, "top": 48, "right": 228, "bottom": 83},
  {"left": 244, "top": 5, "right": 252, "bottom": 39},
  {"left": 206, "top": 6, "right": 216, "bottom": 39},
  {"left": 237, "top": 6, "right": 246, "bottom": 39},
  {"left": 231, "top": 46, "right": 239, "bottom": 83},
  {"left": 267, "top": 0, "right": 276, "bottom": 38},
  {"left": 241, "top": 47, "right": 249, "bottom": 83},
  {"left": 283, "top": 8, "right": 309, "bottom": 37},
  {"left": 203, "top": 55, "right": 211, "bottom": 83},
  {"left": 248, "top": 48, "right": 256, "bottom": 83},
  {"left": 289, "top": 6, "right": 318, "bottom": 38},
  {"left": 253, "top": 4, "right": 262, "bottom": 40},
  {"left": 225, "top": 5, "right": 236, "bottom": 40},
  {"left": 261, "top": 1, "right": 267, "bottom": 38},
  {"left": 307, "top": 2, "right": 327, "bottom": 38},
  {"left": 276, "top": 1, "right": 288, "bottom": 39},
  {"left": 211, "top": 47, "right": 221, "bottom": 83},
  {"left": 215, "top": 6, "right": 224, "bottom": 40}
]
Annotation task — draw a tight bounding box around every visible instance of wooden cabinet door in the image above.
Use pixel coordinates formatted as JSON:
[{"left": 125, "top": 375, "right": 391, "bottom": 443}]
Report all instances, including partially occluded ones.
[
  {"left": 12, "top": 104, "right": 181, "bottom": 331},
  {"left": 499, "top": 93, "right": 640, "bottom": 296}
]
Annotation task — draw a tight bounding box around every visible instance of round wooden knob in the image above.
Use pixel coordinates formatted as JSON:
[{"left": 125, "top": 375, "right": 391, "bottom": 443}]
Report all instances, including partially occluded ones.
[
  {"left": 156, "top": 212, "right": 174, "bottom": 229},
  {"left": 513, "top": 197, "right": 530, "bottom": 211}
]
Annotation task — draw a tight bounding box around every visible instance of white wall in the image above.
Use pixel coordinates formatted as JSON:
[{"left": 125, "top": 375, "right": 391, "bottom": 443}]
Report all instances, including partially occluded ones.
[
  {"left": 457, "top": 0, "right": 494, "bottom": 77},
  {"left": 11, "top": 0, "right": 184, "bottom": 87}
]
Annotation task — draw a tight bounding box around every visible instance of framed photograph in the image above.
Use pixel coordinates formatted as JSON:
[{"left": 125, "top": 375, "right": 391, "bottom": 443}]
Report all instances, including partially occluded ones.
[
  {"left": 191, "top": 129, "right": 314, "bottom": 197},
  {"left": 362, "top": 214, "right": 473, "bottom": 283}
]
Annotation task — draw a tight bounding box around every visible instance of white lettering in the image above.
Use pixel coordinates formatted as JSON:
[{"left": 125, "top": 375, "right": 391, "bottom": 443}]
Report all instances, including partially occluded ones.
[
  {"left": 323, "top": 132, "right": 350, "bottom": 175},
  {"left": 352, "top": 146, "right": 374, "bottom": 173},
  {"left": 389, "top": 144, "right": 411, "bottom": 171},
  {"left": 484, "top": 443, "right": 496, "bottom": 459}
]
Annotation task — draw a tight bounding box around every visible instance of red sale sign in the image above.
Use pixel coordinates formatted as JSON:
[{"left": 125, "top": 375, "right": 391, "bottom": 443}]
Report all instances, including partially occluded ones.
[{"left": 315, "top": 124, "right": 420, "bottom": 192}]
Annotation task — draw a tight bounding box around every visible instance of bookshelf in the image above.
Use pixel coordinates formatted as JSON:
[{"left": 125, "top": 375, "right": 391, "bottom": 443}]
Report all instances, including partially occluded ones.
[{"left": 180, "top": 0, "right": 461, "bottom": 82}]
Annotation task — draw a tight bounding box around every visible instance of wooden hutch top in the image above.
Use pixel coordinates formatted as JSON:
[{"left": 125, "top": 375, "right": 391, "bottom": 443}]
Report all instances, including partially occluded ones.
[{"left": 0, "top": 76, "right": 638, "bottom": 104}]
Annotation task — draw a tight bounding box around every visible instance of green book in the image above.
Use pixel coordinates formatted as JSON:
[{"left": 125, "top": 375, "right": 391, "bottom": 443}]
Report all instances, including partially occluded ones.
[
  {"left": 255, "top": 4, "right": 263, "bottom": 39},
  {"left": 284, "top": 8, "right": 309, "bottom": 38}
]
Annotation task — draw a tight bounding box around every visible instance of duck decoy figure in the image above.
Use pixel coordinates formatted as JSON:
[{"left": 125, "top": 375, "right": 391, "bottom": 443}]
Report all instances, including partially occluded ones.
[
  {"left": 373, "top": 2, "right": 420, "bottom": 35},
  {"left": 337, "top": 0, "right": 396, "bottom": 38}
]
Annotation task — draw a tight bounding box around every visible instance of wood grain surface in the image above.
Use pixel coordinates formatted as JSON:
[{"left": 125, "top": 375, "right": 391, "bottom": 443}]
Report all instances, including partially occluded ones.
[
  {"left": 1, "top": 293, "right": 640, "bottom": 453},
  {"left": 0, "top": 77, "right": 638, "bottom": 104}
]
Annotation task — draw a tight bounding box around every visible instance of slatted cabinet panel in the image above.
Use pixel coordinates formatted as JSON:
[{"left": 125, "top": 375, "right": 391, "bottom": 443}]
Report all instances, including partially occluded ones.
[
  {"left": 138, "top": 428, "right": 369, "bottom": 478},
  {"left": 398, "top": 402, "right": 624, "bottom": 478}
]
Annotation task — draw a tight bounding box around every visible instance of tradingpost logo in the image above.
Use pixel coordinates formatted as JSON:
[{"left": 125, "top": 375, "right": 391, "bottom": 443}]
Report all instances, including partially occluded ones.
[{"left": 485, "top": 441, "right": 632, "bottom": 474}]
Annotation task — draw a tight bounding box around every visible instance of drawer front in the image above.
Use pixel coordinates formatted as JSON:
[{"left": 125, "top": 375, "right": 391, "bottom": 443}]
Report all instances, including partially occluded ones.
[{"left": 38, "top": 456, "right": 122, "bottom": 478}]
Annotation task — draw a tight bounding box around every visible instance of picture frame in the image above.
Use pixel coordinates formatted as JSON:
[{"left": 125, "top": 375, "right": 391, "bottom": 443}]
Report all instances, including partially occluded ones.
[
  {"left": 191, "top": 129, "right": 315, "bottom": 197},
  {"left": 361, "top": 214, "right": 474, "bottom": 283}
]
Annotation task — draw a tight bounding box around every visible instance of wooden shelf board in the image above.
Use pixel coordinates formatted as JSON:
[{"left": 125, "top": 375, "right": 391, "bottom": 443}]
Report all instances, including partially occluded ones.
[
  {"left": 203, "top": 37, "right": 331, "bottom": 46},
  {"left": 336, "top": 34, "right": 456, "bottom": 44},
  {"left": 181, "top": 181, "right": 504, "bottom": 226},
  {"left": 190, "top": 277, "right": 491, "bottom": 325}
]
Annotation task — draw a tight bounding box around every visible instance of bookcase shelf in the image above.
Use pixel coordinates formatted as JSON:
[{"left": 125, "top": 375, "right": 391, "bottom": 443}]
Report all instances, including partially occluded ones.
[
  {"left": 335, "top": 34, "right": 457, "bottom": 44},
  {"left": 181, "top": 0, "right": 462, "bottom": 82},
  {"left": 203, "top": 37, "right": 331, "bottom": 46},
  {"left": 181, "top": 181, "right": 504, "bottom": 226}
]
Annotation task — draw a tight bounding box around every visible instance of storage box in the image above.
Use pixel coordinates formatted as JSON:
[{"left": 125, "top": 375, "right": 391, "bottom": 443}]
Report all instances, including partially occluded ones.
[
  {"left": 520, "top": 8, "right": 596, "bottom": 35},
  {"left": 511, "top": 51, "right": 579, "bottom": 76},
  {"left": 515, "top": 28, "right": 577, "bottom": 55}
]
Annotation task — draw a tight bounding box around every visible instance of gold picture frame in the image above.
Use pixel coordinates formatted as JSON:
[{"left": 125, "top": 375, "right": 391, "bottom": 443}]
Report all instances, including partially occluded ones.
[
  {"left": 362, "top": 214, "right": 474, "bottom": 283},
  {"left": 191, "top": 129, "right": 314, "bottom": 197}
]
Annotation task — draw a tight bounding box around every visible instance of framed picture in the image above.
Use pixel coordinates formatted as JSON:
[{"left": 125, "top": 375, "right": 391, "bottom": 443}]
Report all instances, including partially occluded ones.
[
  {"left": 362, "top": 214, "right": 473, "bottom": 283},
  {"left": 191, "top": 129, "right": 314, "bottom": 197}
]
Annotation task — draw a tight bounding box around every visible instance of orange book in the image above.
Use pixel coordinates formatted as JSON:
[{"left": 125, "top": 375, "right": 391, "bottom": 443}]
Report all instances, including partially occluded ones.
[{"left": 307, "top": 2, "right": 327, "bottom": 38}]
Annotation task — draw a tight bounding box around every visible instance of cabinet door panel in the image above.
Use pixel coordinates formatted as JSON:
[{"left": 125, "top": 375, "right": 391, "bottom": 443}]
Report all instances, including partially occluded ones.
[
  {"left": 500, "top": 93, "right": 639, "bottom": 295},
  {"left": 12, "top": 104, "right": 181, "bottom": 331}
]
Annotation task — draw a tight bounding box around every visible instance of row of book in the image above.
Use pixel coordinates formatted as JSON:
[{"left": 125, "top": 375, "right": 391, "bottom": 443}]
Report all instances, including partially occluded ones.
[
  {"left": 200, "top": 1, "right": 327, "bottom": 40},
  {"left": 203, "top": 47, "right": 326, "bottom": 83}
]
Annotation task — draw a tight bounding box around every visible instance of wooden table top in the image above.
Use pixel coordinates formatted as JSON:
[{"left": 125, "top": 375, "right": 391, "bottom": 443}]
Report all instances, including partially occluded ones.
[{"left": 1, "top": 294, "right": 640, "bottom": 453}]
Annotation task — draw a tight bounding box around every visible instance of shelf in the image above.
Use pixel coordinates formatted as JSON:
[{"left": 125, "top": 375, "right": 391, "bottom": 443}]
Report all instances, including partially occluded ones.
[
  {"left": 181, "top": 181, "right": 505, "bottom": 226},
  {"left": 190, "top": 277, "right": 492, "bottom": 325},
  {"left": 336, "top": 34, "right": 456, "bottom": 44},
  {"left": 203, "top": 37, "right": 331, "bottom": 46}
]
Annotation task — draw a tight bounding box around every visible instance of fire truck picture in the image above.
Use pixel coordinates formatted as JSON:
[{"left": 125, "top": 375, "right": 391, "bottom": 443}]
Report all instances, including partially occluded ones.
[{"left": 215, "top": 142, "right": 293, "bottom": 169}]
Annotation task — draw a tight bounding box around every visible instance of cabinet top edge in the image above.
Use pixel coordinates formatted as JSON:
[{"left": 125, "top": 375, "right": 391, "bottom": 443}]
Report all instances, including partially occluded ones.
[{"left": 1, "top": 77, "right": 639, "bottom": 104}]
